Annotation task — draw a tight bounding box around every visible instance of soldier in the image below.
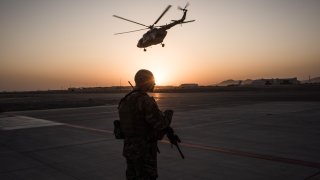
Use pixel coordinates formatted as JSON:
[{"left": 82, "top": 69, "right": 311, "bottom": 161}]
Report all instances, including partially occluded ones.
[{"left": 118, "top": 69, "right": 172, "bottom": 180}]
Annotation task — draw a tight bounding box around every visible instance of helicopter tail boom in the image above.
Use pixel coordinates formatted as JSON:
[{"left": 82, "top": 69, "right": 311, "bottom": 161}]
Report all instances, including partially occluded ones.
[{"left": 161, "top": 3, "right": 194, "bottom": 30}]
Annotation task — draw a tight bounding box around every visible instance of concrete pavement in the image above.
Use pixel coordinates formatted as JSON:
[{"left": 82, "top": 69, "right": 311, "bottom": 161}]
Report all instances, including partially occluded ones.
[{"left": 1, "top": 92, "right": 320, "bottom": 179}]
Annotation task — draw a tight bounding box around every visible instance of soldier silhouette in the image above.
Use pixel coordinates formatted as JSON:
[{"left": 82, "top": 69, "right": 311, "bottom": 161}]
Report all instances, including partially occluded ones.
[{"left": 118, "top": 69, "right": 172, "bottom": 180}]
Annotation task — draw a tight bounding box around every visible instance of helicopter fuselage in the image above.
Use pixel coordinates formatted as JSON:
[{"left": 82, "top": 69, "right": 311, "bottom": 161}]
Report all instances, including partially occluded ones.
[
  {"left": 137, "top": 10, "right": 187, "bottom": 49},
  {"left": 137, "top": 28, "right": 167, "bottom": 48},
  {"left": 113, "top": 3, "right": 194, "bottom": 51}
]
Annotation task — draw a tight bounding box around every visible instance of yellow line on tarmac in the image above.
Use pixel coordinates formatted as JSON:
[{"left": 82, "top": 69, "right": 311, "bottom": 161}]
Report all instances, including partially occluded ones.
[
  {"left": 64, "top": 123, "right": 320, "bottom": 169},
  {"left": 64, "top": 124, "right": 113, "bottom": 134}
]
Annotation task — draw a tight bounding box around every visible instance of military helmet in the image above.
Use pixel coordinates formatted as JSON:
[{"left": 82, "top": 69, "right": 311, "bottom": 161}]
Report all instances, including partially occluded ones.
[{"left": 134, "top": 69, "right": 155, "bottom": 88}]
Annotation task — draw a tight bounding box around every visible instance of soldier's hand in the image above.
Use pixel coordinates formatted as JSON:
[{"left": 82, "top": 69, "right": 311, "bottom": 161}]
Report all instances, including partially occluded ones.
[
  {"left": 164, "top": 110, "right": 173, "bottom": 118},
  {"left": 164, "top": 110, "right": 174, "bottom": 125},
  {"left": 164, "top": 109, "right": 173, "bottom": 115}
]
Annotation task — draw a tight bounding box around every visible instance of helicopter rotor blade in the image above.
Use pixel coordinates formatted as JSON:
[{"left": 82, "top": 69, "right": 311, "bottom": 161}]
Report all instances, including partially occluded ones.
[
  {"left": 114, "top": 28, "right": 149, "bottom": 35},
  {"left": 153, "top": 5, "right": 172, "bottom": 25},
  {"left": 113, "top": 15, "right": 149, "bottom": 28}
]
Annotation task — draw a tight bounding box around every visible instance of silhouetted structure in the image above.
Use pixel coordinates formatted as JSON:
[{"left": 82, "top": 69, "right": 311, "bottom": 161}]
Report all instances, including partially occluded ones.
[
  {"left": 179, "top": 83, "right": 199, "bottom": 88},
  {"left": 251, "top": 78, "right": 300, "bottom": 86}
]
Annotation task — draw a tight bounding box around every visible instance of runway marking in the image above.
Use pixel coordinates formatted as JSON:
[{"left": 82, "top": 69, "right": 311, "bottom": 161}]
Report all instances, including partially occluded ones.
[
  {"left": 63, "top": 123, "right": 320, "bottom": 169},
  {"left": 0, "top": 116, "right": 63, "bottom": 130},
  {"left": 176, "top": 142, "right": 320, "bottom": 169},
  {"left": 64, "top": 123, "right": 113, "bottom": 133},
  {"left": 11, "top": 105, "right": 118, "bottom": 113}
]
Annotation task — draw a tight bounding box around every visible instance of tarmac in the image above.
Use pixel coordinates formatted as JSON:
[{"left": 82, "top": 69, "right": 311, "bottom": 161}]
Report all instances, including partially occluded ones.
[{"left": 1, "top": 92, "right": 320, "bottom": 180}]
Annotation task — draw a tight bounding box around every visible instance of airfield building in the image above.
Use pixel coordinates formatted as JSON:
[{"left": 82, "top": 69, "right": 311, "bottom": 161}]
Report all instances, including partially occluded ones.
[
  {"left": 251, "top": 78, "right": 300, "bottom": 86},
  {"left": 179, "top": 83, "right": 199, "bottom": 89}
]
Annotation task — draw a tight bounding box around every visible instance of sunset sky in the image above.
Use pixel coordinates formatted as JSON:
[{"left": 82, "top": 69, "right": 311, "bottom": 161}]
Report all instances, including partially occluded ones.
[{"left": 1, "top": 0, "right": 320, "bottom": 91}]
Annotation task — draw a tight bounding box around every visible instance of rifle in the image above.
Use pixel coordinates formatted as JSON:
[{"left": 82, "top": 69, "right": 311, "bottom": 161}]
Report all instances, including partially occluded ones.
[
  {"left": 166, "top": 126, "right": 185, "bottom": 159},
  {"left": 163, "top": 109, "right": 184, "bottom": 159},
  {"left": 128, "top": 81, "right": 134, "bottom": 89}
]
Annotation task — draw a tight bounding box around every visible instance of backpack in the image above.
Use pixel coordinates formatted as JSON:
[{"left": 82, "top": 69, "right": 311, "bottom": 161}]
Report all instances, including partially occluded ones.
[{"left": 113, "top": 90, "right": 146, "bottom": 139}]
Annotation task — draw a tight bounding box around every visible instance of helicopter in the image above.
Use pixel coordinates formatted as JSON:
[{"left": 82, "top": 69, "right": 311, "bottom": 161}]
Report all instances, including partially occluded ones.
[{"left": 113, "top": 3, "right": 195, "bottom": 51}]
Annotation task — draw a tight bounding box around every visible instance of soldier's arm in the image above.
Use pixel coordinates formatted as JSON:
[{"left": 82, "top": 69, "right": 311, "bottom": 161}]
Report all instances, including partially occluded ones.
[{"left": 139, "top": 95, "right": 170, "bottom": 131}]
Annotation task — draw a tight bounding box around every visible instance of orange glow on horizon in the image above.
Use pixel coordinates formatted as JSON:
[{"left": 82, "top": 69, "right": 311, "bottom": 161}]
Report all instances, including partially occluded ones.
[{"left": 1, "top": 1, "right": 320, "bottom": 91}]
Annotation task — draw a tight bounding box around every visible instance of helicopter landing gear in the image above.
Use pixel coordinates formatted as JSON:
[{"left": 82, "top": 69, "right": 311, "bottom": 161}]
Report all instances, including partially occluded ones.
[
  {"left": 144, "top": 48, "right": 146, "bottom": 52},
  {"left": 161, "top": 43, "right": 165, "bottom": 47}
]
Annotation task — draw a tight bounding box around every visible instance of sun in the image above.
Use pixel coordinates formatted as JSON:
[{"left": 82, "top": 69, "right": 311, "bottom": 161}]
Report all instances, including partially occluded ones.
[
  {"left": 143, "top": 56, "right": 176, "bottom": 86},
  {"left": 152, "top": 68, "right": 168, "bottom": 86}
]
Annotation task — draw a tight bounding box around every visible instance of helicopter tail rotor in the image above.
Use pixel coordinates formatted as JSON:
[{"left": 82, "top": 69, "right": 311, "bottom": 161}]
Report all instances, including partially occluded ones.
[{"left": 178, "top": 2, "right": 189, "bottom": 11}]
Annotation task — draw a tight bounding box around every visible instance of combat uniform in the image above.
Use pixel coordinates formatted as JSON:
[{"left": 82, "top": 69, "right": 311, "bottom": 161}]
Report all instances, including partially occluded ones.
[{"left": 118, "top": 90, "right": 170, "bottom": 180}]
